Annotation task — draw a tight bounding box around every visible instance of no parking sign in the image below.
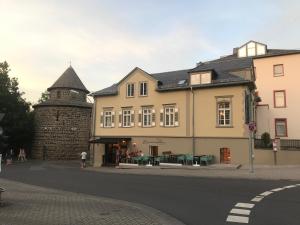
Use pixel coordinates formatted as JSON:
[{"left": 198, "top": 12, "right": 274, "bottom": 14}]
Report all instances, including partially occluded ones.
[{"left": 248, "top": 122, "right": 256, "bottom": 132}]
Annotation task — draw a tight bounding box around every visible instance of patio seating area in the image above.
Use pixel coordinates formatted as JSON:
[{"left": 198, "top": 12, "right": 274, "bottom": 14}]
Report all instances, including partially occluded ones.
[{"left": 120, "top": 152, "right": 214, "bottom": 166}]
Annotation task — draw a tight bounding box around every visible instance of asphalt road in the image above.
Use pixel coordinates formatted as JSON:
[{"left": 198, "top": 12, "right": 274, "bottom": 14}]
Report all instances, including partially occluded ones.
[{"left": 0, "top": 161, "right": 299, "bottom": 225}]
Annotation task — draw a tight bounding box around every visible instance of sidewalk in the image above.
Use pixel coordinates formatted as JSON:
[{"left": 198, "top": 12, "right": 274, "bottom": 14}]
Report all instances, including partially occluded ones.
[
  {"left": 86, "top": 164, "right": 300, "bottom": 181},
  {"left": 0, "top": 178, "right": 184, "bottom": 225}
]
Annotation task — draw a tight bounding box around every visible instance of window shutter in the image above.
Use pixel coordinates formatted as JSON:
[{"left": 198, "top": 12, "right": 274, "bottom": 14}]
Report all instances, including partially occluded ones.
[
  {"left": 131, "top": 110, "right": 135, "bottom": 127},
  {"left": 160, "top": 109, "right": 164, "bottom": 126},
  {"left": 138, "top": 109, "right": 142, "bottom": 127},
  {"left": 152, "top": 109, "right": 156, "bottom": 126},
  {"left": 119, "top": 111, "right": 122, "bottom": 127},
  {"left": 174, "top": 108, "right": 179, "bottom": 126},
  {"left": 100, "top": 112, "right": 104, "bottom": 127},
  {"left": 112, "top": 111, "right": 115, "bottom": 127}
]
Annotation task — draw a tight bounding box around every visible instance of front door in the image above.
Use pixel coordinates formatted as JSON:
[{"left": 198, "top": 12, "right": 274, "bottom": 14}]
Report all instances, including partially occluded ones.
[
  {"left": 220, "top": 148, "right": 231, "bottom": 164},
  {"left": 104, "top": 144, "right": 116, "bottom": 166},
  {"left": 150, "top": 146, "right": 158, "bottom": 156}
]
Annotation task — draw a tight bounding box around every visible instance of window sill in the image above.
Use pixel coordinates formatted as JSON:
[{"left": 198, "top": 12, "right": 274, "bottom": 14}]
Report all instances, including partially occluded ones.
[{"left": 216, "top": 125, "right": 234, "bottom": 128}]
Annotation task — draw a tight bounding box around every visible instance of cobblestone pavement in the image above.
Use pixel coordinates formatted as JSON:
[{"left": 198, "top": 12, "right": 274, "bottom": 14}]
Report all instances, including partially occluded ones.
[{"left": 0, "top": 178, "right": 184, "bottom": 225}]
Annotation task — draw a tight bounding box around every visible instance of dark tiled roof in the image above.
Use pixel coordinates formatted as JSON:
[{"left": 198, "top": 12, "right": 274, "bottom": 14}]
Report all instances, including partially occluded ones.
[
  {"left": 254, "top": 49, "right": 300, "bottom": 58},
  {"left": 33, "top": 99, "right": 92, "bottom": 108},
  {"left": 91, "top": 84, "right": 118, "bottom": 96},
  {"left": 48, "top": 66, "right": 89, "bottom": 93},
  {"left": 91, "top": 48, "right": 300, "bottom": 97}
]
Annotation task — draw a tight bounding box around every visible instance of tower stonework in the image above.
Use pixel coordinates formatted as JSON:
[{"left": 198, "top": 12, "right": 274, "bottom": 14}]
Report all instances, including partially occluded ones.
[{"left": 32, "top": 66, "right": 92, "bottom": 160}]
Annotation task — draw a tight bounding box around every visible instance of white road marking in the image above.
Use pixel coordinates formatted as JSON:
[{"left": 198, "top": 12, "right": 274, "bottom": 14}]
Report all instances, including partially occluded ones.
[
  {"left": 230, "top": 208, "right": 251, "bottom": 215},
  {"left": 235, "top": 203, "right": 255, "bottom": 209},
  {"left": 251, "top": 196, "right": 264, "bottom": 202},
  {"left": 285, "top": 185, "right": 297, "bottom": 189},
  {"left": 226, "top": 215, "right": 249, "bottom": 223},
  {"left": 260, "top": 191, "right": 273, "bottom": 196},
  {"left": 271, "top": 188, "right": 284, "bottom": 192}
]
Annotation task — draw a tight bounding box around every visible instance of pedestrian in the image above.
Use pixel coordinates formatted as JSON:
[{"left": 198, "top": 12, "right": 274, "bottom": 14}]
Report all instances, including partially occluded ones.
[
  {"left": 6, "top": 148, "right": 13, "bottom": 165},
  {"left": 80, "top": 151, "right": 87, "bottom": 168},
  {"left": 18, "top": 148, "right": 26, "bottom": 162}
]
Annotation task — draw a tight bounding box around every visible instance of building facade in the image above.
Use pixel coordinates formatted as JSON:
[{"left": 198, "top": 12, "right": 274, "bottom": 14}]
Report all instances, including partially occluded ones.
[
  {"left": 91, "top": 60, "right": 254, "bottom": 166},
  {"left": 32, "top": 66, "right": 92, "bottom": 160}
]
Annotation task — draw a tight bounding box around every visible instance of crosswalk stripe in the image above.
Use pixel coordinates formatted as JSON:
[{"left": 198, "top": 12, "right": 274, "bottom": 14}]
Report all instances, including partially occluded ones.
[
  {"left": 230, "top": 208, "right": 251, "bottom": 215},
  {"left": 235, "top": 203, "right": 255, "bottom": 209},
  {"left": 251, "top": 196, "right": 263, "bottom": 202},
  {"left": 271, "top": 188, "right": 284, "bottom": 192},
  {"left": 226, "top": 215, "right": 249, "bottom": 223},
  {"left": 285, "top": 185, "right": 296, "bottom": 189},
  {"left": 260, "top": 191, "right": 273, "bottom": 196}
]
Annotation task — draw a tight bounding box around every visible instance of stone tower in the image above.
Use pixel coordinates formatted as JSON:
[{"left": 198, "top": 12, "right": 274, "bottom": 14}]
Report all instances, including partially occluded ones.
[{"left": 32, "top": 66, "right": 92, "bottom": 160}]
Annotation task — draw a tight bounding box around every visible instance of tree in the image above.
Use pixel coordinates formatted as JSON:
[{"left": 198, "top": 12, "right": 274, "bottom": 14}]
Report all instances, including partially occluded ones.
[
  {"left": 0, "top": 61, "right": 34, "bottom": 156},
  {"left": 38, "top": 90, "right": 50, "bottom": 103}
]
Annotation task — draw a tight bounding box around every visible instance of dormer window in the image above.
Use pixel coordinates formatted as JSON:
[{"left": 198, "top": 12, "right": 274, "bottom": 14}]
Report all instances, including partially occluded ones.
[
  {"left": 237, "top": 41, "right": 267, "bottom": 58},
  {"left": 190, "top": 72, "right": 212, "bottom": 85}
]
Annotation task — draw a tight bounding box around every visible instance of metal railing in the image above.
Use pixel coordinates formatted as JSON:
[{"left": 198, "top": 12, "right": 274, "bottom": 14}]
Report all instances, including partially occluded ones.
[
  {"left": 280, "top": 139, "right": 300, "bottom": 150},
  {"left": 255, "top": 139, "right": 300, "bottom": 150}
]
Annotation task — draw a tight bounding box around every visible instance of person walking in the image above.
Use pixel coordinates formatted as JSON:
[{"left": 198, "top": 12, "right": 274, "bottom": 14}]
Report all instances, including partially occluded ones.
[
  {"left": 18, "top": 148, "right": 26, "bottom": 162},
  {"left": 80, "top": 151, "right": 87, "bottom": 168}
]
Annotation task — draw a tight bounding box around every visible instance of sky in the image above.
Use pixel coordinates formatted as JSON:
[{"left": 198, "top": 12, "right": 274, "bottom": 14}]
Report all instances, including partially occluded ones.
[{"left": 0, "top": 0, "right": 300, "bottom": 103}]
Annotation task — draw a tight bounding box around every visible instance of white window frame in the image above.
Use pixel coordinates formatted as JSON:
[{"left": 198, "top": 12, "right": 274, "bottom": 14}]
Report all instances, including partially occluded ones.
[
  {"left": 217, "top": 101, "right": 231, "bottom": 126},
  {"left": 273, "top": 64, "right": 284, "bottom": 77},
  {"left": 142, "top": 108, "right": 152, "bottom": 127},
  {"left": 122, "top": 109, "right": 131, "bottom": 127},
  {"left": 104, "top": 111, "right": 112, "bottom": 128},
  {"left": 126, "top": 83, "right": 135, "bottom": 97},
  {"left": 164, "top": 106, "right": 175, "bottom": 127},
  {"left": 140, "top": 82, "right": 148, "bottom": 96}
]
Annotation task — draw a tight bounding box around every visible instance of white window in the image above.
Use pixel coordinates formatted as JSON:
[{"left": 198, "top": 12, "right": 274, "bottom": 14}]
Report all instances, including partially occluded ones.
[
  {"left": 273, "top": 64, "right": 284, "bottom": 77},
  {"left": 142, "top": 108, "right": 152, "bottom": 127},
  {"left": 200, "top": 73, "right": 211, "bottom": 84},
  {"left": 126, "top": 83, "right": 135, "bottom": 97},
  {"left": 275, "top": 119, "right": 287, "bottom": 137},
  {"left": 191, "top": 73, "right": 211, "bottom": 85},
  {"left": 217, "top": 102, "right": 231, "bottom": 126},
  {"left": 122, "top": 109, "right": 131, "bottom": 127},
  {"left": 274, "top": 91, "right": 286, "bottom": 108},
  {"left": 165, "top": 107, "right": 175, "bottom": 127},
  {"left": 190, "top": 74, "right": 201, "bottom": 85},
  {"left": 104, "top": 111, "right": 112, "bottom": 127},
  {"left": 140, "top": 82, "right": 148, "bottom": 96}
]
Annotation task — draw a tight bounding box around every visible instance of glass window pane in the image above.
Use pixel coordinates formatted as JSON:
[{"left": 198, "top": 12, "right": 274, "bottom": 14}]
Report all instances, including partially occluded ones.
[{"left": 274, "top": 65, "right": 283, "bottom": 76}]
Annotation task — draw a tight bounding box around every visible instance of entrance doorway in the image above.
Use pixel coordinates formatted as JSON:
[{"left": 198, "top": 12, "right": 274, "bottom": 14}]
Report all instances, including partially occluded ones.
[
  {"left": 220, "top": 148, "right": 231, "bottom": 164},
  {"left": 150, "top": 146, "right": 158, "bottom": 156}
]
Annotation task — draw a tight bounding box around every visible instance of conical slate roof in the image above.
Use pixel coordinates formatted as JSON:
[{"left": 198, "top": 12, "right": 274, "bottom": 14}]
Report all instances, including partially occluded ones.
[{"left": 47, "top": 66, "right": 89, "bottom": 93}]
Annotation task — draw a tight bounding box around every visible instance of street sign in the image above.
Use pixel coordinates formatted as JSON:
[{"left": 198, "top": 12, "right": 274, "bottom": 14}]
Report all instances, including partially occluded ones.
[{"left": 248, "top": 121, "right": 256, "bottom": 132}]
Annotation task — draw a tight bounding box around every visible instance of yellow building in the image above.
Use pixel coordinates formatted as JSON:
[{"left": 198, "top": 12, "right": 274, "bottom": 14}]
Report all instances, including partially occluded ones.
[{"left": 90, "top": 52, "right": 255, "bottom": 166}]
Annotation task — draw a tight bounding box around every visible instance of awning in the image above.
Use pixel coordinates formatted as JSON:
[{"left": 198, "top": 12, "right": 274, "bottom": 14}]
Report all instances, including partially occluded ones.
[{"left": 90, "top": 137, "right": 131, "bottom": 144}]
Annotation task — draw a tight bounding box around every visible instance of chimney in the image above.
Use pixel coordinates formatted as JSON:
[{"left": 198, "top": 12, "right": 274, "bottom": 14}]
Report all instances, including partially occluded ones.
[{"left": 233, "top": 47, "right": 239, "bottom": 54}]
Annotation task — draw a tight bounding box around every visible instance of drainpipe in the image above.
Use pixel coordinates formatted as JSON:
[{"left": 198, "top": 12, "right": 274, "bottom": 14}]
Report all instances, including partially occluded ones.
[
  {"left": 190, "top": 87, "right": 195, "bottom": 156},
  {"left": 248, "top": 90, "right": 254, "bottom": 173}
]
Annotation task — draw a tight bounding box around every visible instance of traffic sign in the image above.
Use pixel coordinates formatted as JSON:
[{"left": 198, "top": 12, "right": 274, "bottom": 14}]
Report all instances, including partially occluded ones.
[{"left": 248, "top": 121, "right": 256, "bottom": 132}]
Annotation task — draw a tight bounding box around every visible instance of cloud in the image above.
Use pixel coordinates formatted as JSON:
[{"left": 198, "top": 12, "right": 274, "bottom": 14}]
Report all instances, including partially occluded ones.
[{"left": 0, "top": 1, "right": 220, "bottom": 103}]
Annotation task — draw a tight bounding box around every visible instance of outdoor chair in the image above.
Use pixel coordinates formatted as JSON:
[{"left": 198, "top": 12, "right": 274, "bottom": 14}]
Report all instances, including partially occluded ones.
[
  {"left": 177, "top": 155, "right": 185, "bottom": 164},
  {"left": 185, "top": 154, "right": 194, "bottom": 165}
]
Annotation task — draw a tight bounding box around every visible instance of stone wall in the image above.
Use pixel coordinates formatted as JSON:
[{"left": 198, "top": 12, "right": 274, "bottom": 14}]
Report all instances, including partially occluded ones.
[{"left": 32, "top": 106, "right": 91, "bottom": 160}]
